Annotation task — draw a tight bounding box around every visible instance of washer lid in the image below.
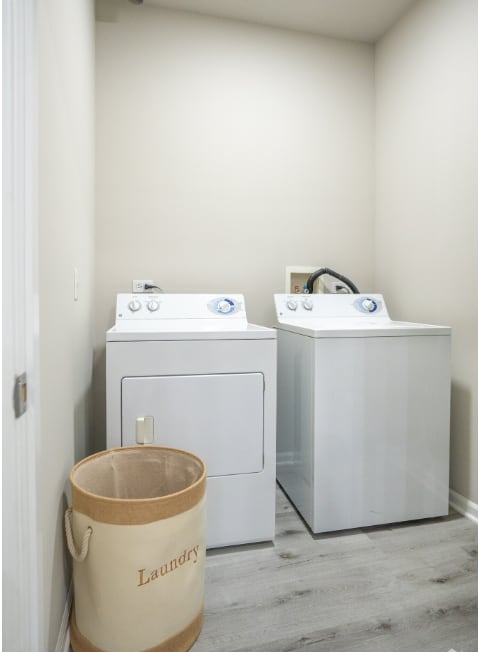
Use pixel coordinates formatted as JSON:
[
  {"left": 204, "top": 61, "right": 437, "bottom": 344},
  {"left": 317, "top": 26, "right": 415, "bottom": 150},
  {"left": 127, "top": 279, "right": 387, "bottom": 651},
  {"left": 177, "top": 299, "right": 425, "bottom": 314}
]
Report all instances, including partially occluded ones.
[{"left": 275, "top": 318, "right": 451, "bottom": 338}]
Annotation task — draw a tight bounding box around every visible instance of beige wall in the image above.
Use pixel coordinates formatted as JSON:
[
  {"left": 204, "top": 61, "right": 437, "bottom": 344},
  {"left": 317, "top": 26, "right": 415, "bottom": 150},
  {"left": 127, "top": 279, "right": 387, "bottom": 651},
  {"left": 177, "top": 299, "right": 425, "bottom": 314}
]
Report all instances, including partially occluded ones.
[
  {"left": 94, "top": 1, "right": 476, "bottom": 503},
  {"left": 375, "top": 0, "right": 477, "bottom": 502},
  {"left": 29, "top": 0, "right": 477, "bottom": 646},
  {"left": 94, "top": 3, "right": 375, "bottom": 448},
  {"left": 38, "top": 0, "right": 95, "bottom": 648}
]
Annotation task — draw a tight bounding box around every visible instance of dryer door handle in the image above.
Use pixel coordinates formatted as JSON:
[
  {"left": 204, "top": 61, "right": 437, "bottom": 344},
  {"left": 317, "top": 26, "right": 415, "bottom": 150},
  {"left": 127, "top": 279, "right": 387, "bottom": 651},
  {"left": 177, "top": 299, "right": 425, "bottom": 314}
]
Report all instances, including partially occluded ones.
[{"left": 136, "top": 416, "right": 154, "bottom": 444}]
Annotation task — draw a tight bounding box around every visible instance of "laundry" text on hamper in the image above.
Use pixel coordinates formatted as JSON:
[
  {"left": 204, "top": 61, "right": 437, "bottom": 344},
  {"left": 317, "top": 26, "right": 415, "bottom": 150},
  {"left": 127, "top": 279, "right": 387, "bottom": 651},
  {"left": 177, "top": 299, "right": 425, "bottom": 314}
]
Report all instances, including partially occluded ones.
[{"left": 137, "top": 545, "right": 200, "bottom": 587}]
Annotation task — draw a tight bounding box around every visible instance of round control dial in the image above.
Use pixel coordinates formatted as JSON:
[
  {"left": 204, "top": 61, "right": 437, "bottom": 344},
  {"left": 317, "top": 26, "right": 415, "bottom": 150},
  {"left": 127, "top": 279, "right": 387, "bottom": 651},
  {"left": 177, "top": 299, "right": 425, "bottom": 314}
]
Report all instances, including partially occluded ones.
[
  {"left": 147, "top": 299, "right": 160, "bottom": 312},
  {"left": 354, "top": 296, "right": 382, "bottom": 314},
  {"left": 302, "top": 298, "right": 313, "bottom": 311},
  {"left": 208, "top": 297, "right": 238, "bottom": 315},
  {"left": 217, "top": 299, "right": 233, "bottom": 314},
  {"left": 128, "top": 299, "right": 141, "bottom": 312},
  {"left": 362, "top": 298, "right": 376, "bottom": 312},
  {"left": 286, "top": 299, "right": 298, "bottom": 311}
]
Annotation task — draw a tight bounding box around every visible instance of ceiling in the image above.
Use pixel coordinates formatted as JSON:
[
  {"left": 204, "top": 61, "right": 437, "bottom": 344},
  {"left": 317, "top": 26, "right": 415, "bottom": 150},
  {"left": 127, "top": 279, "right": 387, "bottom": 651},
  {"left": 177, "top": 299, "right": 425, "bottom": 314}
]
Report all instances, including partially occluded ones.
[{"left": 143, "top": 0, "right": 417, "bottom": 43}]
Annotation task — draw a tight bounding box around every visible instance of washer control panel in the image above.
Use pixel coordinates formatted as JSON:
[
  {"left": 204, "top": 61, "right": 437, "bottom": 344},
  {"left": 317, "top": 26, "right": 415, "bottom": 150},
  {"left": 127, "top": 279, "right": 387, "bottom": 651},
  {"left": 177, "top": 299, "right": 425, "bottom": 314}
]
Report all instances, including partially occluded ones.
[
  {"left": 275, "top": 294, "right": 388, "bottom": 320},
  {"left": 116, "top": 293, "right": 246, "bottom": 322}
]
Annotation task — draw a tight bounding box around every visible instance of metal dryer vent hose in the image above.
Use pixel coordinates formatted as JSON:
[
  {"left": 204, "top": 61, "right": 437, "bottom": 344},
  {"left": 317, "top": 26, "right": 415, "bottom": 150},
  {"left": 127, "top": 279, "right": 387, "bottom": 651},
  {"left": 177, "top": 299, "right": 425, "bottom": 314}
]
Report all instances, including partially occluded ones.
[{"left": 306, "top": 267, "right": 359, "bottom": 294}]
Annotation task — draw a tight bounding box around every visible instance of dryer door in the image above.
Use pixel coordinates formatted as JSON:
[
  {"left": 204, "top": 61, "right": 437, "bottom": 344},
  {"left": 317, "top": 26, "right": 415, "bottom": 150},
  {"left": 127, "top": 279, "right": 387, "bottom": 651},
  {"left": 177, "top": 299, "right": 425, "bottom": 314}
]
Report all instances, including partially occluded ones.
[{"left": 121, "top": 373, "right": 264, "bottom": 476}]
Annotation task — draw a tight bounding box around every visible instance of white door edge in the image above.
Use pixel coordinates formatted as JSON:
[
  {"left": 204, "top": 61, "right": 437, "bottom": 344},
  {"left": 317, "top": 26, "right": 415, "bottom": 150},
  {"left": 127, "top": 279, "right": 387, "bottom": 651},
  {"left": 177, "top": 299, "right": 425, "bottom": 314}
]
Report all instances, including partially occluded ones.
[{"left": 2, "top": 0, "right": 41, "bottom": 649}]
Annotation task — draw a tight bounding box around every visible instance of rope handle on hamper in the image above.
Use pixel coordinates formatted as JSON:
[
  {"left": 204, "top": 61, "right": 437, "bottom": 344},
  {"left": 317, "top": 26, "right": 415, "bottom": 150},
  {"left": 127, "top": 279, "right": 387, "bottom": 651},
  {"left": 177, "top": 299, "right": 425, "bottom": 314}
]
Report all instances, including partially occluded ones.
[{"left": 65, "top": 508, "right": 92, "bottom": 562}]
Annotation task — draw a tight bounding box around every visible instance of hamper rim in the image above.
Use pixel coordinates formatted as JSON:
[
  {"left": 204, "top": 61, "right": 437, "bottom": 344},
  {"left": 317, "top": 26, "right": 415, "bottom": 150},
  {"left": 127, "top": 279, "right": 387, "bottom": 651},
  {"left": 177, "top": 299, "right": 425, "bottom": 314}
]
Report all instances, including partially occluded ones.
[{"left": 70, "top": 445, "right": 207, "bottom": 504}]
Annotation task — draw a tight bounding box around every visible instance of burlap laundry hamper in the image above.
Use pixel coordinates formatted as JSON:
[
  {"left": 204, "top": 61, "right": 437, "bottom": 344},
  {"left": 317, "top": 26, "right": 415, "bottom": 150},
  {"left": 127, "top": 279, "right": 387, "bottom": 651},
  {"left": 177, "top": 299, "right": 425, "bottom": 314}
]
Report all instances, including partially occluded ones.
[{"left": 65, "top": 445, "right": 206, "bottom": 652}]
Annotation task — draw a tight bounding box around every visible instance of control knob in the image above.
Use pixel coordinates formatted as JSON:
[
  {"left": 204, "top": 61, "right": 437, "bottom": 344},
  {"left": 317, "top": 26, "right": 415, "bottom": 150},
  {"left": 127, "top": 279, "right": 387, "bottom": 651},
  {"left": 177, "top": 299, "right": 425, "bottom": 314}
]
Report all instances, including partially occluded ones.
[
  {"left": 362, "top": 298, "right": 376, "bottom": 312},
  {"left": 302, "top": 298, "right": 313, "bottom": 311},
  {"left": 128, "top": 299, "right": 141, "bottom": 312},
  {"left": 286, "top": 299, "right": 297, "bottom": 311},
  {"left": 147, "top": 299, "right": 160, "bottom": 312},
  {"left": 217, "top": 300, "right": 232, "bottom": 314}
]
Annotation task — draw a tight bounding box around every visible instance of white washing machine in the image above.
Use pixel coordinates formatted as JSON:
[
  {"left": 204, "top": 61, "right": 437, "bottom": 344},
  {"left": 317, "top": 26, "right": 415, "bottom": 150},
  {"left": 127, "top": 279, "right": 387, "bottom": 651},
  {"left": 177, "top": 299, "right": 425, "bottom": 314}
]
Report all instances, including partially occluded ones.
[
  {"left": 107, "top": 293, "right": 277, "bottom": 548},
  {"left": 274, "top": 293, "right": 451, "bottom": 534}
]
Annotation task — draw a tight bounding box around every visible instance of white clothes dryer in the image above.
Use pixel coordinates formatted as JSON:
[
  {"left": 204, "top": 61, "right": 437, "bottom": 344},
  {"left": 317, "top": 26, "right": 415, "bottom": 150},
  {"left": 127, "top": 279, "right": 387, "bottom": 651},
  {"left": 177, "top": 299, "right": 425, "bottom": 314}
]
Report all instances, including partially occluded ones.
[
  {"left": 274, "top": 293, "right": 451, "bottom": 534},
  {"left": 107, "top": 294, "right": 277, "bottom": 548}
]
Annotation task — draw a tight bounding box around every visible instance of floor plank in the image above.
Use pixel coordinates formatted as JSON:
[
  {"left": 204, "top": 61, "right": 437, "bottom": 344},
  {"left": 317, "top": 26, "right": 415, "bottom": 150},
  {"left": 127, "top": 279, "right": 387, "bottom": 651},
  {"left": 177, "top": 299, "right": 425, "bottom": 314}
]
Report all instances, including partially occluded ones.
[{"left": 194, "top": 485, "right": 477, "bottom": 652}]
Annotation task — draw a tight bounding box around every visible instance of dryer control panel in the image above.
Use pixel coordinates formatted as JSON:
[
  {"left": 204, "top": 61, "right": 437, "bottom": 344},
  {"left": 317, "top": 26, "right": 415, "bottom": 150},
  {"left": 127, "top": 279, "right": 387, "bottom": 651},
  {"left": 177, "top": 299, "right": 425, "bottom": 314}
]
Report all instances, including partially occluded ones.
[
  {"left": 274, "top": 293, "right": 389, "bottom": 321},
  {"left": 115, "top": 293, "right": 248, "bottom": 329}
]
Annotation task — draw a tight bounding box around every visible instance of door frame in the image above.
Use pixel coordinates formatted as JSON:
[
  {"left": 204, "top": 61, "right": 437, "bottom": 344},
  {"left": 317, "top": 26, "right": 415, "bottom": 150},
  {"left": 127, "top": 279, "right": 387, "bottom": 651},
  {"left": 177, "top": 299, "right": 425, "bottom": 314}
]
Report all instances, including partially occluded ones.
[{"left": 2, "top": 0, "right": 41, "bottom": 649}]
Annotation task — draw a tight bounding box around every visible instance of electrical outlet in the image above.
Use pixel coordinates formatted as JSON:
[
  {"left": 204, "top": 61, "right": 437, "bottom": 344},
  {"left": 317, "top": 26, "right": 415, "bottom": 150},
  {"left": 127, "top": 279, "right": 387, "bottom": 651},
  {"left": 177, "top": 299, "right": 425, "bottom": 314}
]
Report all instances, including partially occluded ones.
[{"left": 132, "top": 279, "right": 154, "bottom": 293}]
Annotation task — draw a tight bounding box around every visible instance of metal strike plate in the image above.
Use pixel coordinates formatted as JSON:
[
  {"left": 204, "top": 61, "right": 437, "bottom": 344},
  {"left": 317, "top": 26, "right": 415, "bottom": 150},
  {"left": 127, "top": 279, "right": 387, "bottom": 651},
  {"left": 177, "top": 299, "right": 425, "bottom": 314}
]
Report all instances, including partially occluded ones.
[{"left": 13, "top": 372, "right": 27, "bottom": 418}]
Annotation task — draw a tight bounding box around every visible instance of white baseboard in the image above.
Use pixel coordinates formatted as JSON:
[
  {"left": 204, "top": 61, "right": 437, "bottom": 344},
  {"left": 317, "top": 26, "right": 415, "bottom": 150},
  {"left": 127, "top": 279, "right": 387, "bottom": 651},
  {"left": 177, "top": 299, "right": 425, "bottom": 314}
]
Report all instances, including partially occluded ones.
[
  {"left": 449, "top": 489, "right": 478, "bottom": 524},
  {"left": 55, "top": 582, "right": 73, "bottom": 652}
]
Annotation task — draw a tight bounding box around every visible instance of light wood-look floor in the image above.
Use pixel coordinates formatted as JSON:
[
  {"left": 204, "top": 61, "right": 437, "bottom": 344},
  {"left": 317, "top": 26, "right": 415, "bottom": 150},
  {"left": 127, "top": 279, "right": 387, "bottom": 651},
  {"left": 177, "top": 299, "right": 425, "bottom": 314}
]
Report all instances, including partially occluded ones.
[{"left": 194, "top": 485, "right": 477, "bottom": 652}]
